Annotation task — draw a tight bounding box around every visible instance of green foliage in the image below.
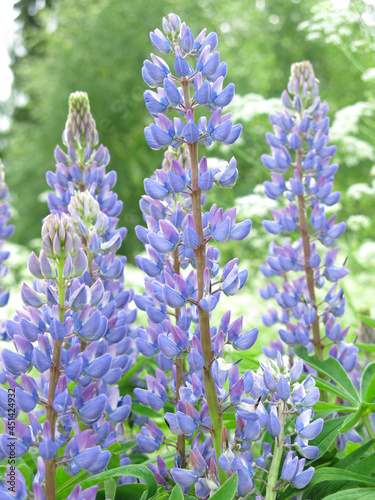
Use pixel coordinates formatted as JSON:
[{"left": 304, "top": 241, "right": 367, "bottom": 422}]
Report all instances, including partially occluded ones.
[
  {"left": 322, "top": 489, "right": 375, "bottom": 500},
  {"left": 359, "top": 315, "right": 375, "bottom": 329},
  {"left": 80, "top": 465, "right": 157, "bottom": 498},
  {"left": 294, "top": 346, "right": 360, "bottom": 405},
  {"left": 96, "top": 484, "right": 147, "bottom": 500},
  {"left": 169, "top": 485, "right": 184, "bottom": 500},
  {"left": 309, "top": 417, "right": 347, "bottom": 459},
  {"left": 209, "top": 473, "right": 238, "bottom": 500},
  {"left": 295, "top": 346, "right": 375, "bottom": 443},
  {"left": 279, "top": 439, "right": 375, "bottom": 500},
  {"left": 56, "top": 469, "right": 89, "bottom": 499}
]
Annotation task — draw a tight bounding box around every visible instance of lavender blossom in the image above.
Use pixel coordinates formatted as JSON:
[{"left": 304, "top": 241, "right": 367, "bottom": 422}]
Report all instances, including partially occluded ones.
[
  {"left": 132, "top": 13, "right": 321, "bottom": 498},
  {"left": 260, "top": 61, "right": 357, "bottom": 371},
  {"left": 219, "top": 354, "right": 321, "bottom": 499},
  {"left": 0, "top": 92, "right": 136, "bottom": 499},
  {"left": 136, "top": 11, "right": 254, "bottom": 491}
]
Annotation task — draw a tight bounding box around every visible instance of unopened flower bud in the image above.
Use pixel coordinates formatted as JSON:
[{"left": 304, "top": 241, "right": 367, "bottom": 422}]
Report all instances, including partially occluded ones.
[{"left": 63, "top": 91, "right": 99, "bottom": 149}]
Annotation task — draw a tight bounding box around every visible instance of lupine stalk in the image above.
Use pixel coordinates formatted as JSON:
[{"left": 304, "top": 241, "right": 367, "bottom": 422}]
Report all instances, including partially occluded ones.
[
  {"left": 132, "top": 14, "right": 320, "bottom": 497},
  {"left": 182, "top": 81, "right": 227, "bottom": 484},
  {"left": 173, "top": 245, "right": 186, "bottom": 467},
  {"left": 0, "top": 93, "right": 136, "bottom": 500},
  {"left": 45, "top": 240, "right": 69, "bottom": 499},
  {"left": 295, "top": 148, "right": 323, "bottom": 359},
  {"left": 135, "top": 12, "right": 255, "bottom": 494},
  {"left": 260, "top": 61, "right": 357, "bottom": 374}
]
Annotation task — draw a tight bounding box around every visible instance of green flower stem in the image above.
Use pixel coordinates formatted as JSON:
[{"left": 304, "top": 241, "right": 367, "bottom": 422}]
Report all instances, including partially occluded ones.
[
  {"left": 45, "top": 257, "right": 66, "bottom": 500},
  {"left": 266, "top": 401, "right": 286, "bottom": 500}
]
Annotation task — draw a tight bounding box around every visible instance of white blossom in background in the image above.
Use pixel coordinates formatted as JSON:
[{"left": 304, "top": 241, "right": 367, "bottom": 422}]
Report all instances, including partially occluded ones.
[
  {"left": 347, "top": 214, "right": 371, "bottom": 231},
  {"left": 227, "top": 93, "right": 281, "bottom": 122},
  {"left": 298, "top": 0, "right": 375, "bottom": 52}
]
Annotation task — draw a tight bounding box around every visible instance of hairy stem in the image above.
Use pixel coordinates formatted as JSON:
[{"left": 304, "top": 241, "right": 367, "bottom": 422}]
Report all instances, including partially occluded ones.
[
  {"left": 266, "top": 402, "right": 286, "bottom": 500},
  {"left": 296, "top": 149, "right": 323, "bottom": 361},
  {"left": 173, "top": 248, "right": 186, "bottom": 468},
  {"left": 45, "top": 258, "right": 65, "bottom": 500},
  {"left": 188, "top": 141, "right": 227, "bottom": 485}
]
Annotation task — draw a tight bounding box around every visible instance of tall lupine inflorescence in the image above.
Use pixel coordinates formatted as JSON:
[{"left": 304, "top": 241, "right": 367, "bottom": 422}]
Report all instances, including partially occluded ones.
[
  {"left": 260, "top": 62, "right": 357, "bottom": 372},
  {"left": 134, "top": 15, "right": 322, "bottom": 498},
  {"left": 46, "top": 91, "right": 136, "bottom": 354},
  {"left": 0, "top": 161, "right": 15, "bottom": 340},
  {"left": 0, "top": 93, "right": 136, "bottom": 500}
]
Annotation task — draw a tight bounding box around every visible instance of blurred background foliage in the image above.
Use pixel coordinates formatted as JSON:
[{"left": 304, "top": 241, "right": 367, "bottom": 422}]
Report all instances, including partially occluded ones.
[{"left": 1, "top": 0, "right": 375, "bottom": 325}]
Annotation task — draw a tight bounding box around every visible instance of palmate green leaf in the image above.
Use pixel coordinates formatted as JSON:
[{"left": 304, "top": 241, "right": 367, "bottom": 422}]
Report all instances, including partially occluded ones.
[
  {"left": 294, "top": 346, "right": 359, "bottom": 404},
  {"left": 310, "top": 467, "right": 375, "bottom": 487},
  {"left": 340, "top": 407, "right": 362, "bottom": 433},
  {"left": 141, "top": 451, "right": 176, "bottom": 467},
  {"left": 313, "top": 377, "right": 358, "bottom": 405},
  {"left": 17, "top": 463, "right": 32, "bottom": 491},
  {"left": 19, "top": 448, "right": 38, "bottom": 471},
  {"left": 169, "top": 484, "right": 184, "bottom": 500},
  {"left": 151, "top": 492, "right": 169, "bottom": 500},
  {"left": 316, "top": 451, "right": 375, "bottom": 499},
  {"left": 117, "top": 440, "right": 137, "bottom": 454},
  {"left": 335, "top": 439, "right": 375, "bottom": 470},
  {"left": 356, "top": 342, "right": 375, "bottom": 353},
  {"left": 223, "top": 407, "right": 237, "bottom": 430},
  {"left": 107, "top": 449, "right": 121, "bottom": 470},
  {"left": 148, "top": 484, "right": 170, "bottom": 500},
  {"left": 310, "top": 416, "right": 347, "bottom": 459},
  {"left": 56, "top": 469, "right": 89, "bottom": 499},
  {"left": 322, "top": 488, "right": 375, "bottom": 500},
  {"left": 314, "top": 401, "right": 357, "bottom": 413},
  {"left": 365, "top": 376, "right": 375, "bottom": 403},
  {"left": 314, "top": 409, "right": 345, "bottom": 420},
  {"left": 210, "top": 472, "right": 238, "bottom": 500},
  {"left": 104, "top": 478, "right": 117, "bottom": 500},
  {"left": 80, "top": 465, "right": 157, "bottom": 499},
  {"left": 360, "top": 362, "right": 375, "bottom": 402},
  {"left": 132, "top": 402, "right": 163, "bottom": 418},
  {"left": 307, "top": 438, "right": 375, "bottom": 499},
  {"left": 231, "top": 350, "right": 259, "bottom": 370},
  {"left": 358, "top": 315, "right": 375, "bottom": 328},
  {"left": 96, "top": 484, "right": 147, "bottom": 500}
]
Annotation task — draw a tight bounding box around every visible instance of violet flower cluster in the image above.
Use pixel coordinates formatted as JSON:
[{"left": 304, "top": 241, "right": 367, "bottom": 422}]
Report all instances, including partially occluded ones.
[
  {"left": 133, "top": 15, "right": 322, "bottom": 499},
  {"left": 0, "top": 92, "right": 136, "bottom": 500},
  {"left": 260, "top": 62, "right": 357, "bottom": 372},
  {"left": 0, "top": 161, "right": 15, "bottom": 340}
]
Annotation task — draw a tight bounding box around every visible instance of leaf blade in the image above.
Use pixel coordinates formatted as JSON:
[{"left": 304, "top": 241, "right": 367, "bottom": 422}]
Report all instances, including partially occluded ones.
[
  {"left": 80, "top": 465, "right": 157, "bottom": 499},
  {"left": 294, "top": 346, "right": 359, "bottom": 403},
  {"left": 210, "top": 472, "right": 238, "bottom": 500},
  {"left": 170, "top": 484, "right": 184, "bottom": 500}
]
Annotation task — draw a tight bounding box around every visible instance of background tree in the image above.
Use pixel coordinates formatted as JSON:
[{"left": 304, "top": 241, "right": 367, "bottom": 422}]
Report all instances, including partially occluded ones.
[{"left": 1, "top": 0, "right": 374, "bottom": 262}]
